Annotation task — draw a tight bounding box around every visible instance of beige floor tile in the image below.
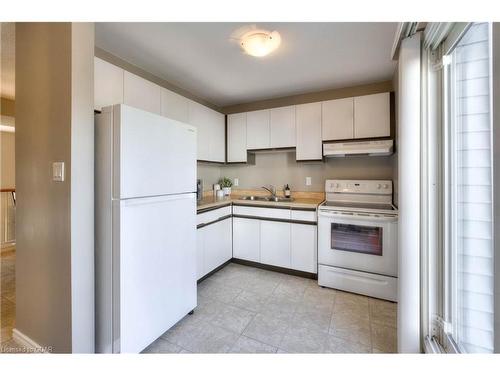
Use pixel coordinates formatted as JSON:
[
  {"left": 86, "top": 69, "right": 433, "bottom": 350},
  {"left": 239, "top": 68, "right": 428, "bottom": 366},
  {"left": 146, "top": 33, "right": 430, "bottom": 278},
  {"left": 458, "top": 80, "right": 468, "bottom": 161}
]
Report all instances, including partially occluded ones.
[
  {"left": 324, "top": 335, "right": 371, "bottom": 353},
  {"left": 333, "top": 292, "right": 370, "bottom": 320},
  {"left": 260, "top": 294, "right": 299, "bottom": 321},
  {"left": 243, "top": 313, "right": 290, "bottom": 347},
  {"left": 230, "top": 290, "right": 269, "bottom": 313},
  {"left": 371, "top": 322, "right": 397, "bottom": 353},
  {"left": 142, "top": 337, "right": 183, "bottom": 353},
  {"left": 171, "top": 321, "right": 239, "bottom": 353},
  {"left": 329, "top": 310, "right": 371, "bottom": 346},
  {"left": 229, "top": 335, "right": 277, "bottom": 353},
  {"left": 291, "top": 309, "right": 332, "bottom": 333},
  {"left": 369, "top": 298, "right": 397, "bottom": 328},
  {"left": 279, "top": 326, "right": 328, "bottom": 353},
  {"left": 210, "top": 304, "right": 256, "bottom": 334}
]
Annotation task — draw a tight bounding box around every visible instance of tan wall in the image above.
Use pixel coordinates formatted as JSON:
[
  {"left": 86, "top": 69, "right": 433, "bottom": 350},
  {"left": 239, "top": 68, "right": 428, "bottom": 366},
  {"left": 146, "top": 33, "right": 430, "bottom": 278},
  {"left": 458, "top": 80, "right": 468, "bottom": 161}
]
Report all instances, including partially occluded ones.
[
  {"left": 197, "top": 163, "right": 221, "bottom": 191},
  {"left": 15, "top": 22, "right": 94, "bottom": 353},
  {"left": 220, "top": 152, "right": 395, "bottom": 193}
]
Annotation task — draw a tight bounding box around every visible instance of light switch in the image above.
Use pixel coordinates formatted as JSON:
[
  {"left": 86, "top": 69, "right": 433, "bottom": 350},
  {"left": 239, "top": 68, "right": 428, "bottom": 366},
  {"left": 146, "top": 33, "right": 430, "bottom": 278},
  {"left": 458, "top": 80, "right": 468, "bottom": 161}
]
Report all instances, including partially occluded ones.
[
  {"left": 306, "top": 177, "right": 312, "bottom": 186},
  {"left": 234, "top": 178, "right": 239, "bottom": 187},
  {"left": 52, "top": 162, "right": 65, "bottom": 182}
]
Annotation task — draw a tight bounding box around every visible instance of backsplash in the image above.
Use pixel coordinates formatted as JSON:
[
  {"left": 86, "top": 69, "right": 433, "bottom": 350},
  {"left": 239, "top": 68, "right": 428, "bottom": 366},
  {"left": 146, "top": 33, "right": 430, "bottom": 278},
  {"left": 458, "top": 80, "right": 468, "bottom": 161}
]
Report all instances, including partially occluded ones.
[{"left": 198, "top": 151, "right": 395, "bottom": 193}]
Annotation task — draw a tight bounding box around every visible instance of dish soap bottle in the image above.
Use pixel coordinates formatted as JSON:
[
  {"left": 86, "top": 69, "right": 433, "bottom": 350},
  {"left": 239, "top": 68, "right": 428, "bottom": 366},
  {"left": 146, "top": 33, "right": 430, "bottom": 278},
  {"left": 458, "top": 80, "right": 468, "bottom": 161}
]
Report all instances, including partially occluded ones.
[{"left": 284, "top": 184, "right": 291, "bottom": 198}]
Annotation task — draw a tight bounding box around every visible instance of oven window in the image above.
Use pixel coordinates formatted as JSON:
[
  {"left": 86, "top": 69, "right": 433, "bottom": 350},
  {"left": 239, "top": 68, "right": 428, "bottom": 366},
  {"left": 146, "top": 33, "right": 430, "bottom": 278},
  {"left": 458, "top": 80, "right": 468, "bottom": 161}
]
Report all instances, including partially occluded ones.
[{"left": 330, "top": 223, "right": 383, "bottom": 256}]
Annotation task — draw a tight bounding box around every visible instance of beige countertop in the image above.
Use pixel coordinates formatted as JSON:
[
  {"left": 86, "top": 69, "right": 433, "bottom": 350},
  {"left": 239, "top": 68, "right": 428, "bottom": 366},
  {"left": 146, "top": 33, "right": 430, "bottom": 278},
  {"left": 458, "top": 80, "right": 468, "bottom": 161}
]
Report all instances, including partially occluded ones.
[{"left": 197, "top": 194, "right": 324, "bottom": 212}]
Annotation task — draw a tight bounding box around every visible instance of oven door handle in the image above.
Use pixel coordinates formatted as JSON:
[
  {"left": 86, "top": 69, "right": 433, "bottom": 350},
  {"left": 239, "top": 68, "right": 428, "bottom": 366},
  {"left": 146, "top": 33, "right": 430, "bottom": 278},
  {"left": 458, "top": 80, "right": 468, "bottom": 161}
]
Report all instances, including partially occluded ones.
[{"left": 318, "top": 211, "right": 398, "bottom": 222}]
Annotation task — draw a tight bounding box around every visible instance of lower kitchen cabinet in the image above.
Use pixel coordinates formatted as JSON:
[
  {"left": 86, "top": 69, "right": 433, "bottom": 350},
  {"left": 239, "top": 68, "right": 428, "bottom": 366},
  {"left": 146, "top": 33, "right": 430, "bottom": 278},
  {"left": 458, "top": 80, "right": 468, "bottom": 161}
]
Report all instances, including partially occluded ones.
[
  {"left": 232, "top": 217, "right": 260, "bottom": 262},
  {"left": 260, "top": 220, "right": 291, "bottom": 268},
  {"left": 197, "top": 217, "right": 232, "bottom": 279},
  {"left": 291, "top": 223, "right": 317, "bottom": 273}
]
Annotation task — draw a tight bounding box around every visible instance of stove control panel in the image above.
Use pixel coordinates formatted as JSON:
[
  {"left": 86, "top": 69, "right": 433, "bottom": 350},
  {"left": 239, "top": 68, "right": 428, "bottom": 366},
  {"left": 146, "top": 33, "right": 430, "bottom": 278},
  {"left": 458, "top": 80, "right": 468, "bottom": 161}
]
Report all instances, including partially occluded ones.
[{"left": 325, "top": 180, "right": 393, "bottom": 195}]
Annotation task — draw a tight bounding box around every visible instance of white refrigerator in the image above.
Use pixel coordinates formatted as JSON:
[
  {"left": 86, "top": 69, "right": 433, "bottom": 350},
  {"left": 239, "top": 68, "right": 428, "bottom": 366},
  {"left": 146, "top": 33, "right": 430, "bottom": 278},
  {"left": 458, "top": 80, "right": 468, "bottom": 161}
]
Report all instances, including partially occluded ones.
[{"left": 95, "top": 104, "right": 197, "bottom": 353}]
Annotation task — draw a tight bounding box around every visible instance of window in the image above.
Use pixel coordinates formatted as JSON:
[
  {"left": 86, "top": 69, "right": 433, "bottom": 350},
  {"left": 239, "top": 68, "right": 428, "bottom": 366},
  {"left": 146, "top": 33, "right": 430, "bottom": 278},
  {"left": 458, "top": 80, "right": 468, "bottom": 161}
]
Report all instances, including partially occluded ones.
[{"left": 446, "top": 22, "right": 494, "bottom": 353}]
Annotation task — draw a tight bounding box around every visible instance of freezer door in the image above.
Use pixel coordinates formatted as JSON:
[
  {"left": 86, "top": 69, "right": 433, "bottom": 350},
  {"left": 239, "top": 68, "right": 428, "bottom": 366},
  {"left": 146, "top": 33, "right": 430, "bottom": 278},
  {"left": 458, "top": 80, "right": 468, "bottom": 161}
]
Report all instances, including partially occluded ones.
[
  {"left": 113, "top": 104, "right": 197, "bottom": 199},
  {"left": 114, "top": 193, "right": 197, "bottom": 353}
]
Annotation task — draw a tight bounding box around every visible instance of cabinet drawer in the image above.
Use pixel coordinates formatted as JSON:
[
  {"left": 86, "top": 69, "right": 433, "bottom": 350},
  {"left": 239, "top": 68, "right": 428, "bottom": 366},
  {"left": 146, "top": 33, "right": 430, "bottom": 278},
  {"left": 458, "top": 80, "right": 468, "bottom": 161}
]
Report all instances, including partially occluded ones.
[
  {"left": 233, "top": 205, "right": 290, "bottom": 220},
  {"left": 291, "top": 209, "right": 317, "bottom": 222},
  {"left": 197, "top": 206, "right": 232, "bottom": 226}
]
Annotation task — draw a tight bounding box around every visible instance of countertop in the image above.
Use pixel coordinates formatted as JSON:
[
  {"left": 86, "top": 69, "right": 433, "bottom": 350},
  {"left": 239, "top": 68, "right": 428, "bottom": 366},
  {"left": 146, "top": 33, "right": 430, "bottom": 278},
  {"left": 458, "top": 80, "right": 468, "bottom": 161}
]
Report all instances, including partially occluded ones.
[{"left": 197, "top": 194, "right": 324, "bottom": 213}]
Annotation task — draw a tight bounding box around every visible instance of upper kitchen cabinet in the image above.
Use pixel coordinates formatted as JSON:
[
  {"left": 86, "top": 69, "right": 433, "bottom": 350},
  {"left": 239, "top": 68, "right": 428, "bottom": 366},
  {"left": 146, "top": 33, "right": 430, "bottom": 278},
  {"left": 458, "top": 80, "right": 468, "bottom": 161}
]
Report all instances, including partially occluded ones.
[
  {"left": 188, "top": 101, "right": 225, "bottom": 163},
  {"left": 296, "top": 102, "right": 323, "bottom": 161},
  {"left": 160, "top": 88, "right": 189, "bottom": 123},
  {"left": 354, "top": 92, "right": 390, "bottom": 139},
  {"left": 246, "top": 109, "right": 270, "bottom": 150},
  {"left": 123, "top": 71, "right": 161, "bottom": 115},
  {"left": 94, "top": 57, "right": 124, "bottom": 111},
  {"left": 227, "top": 113, "right": 247, "bottom": 163},
  {"left": 270, "top": 106, "right": 296, "bottom": 148},
  {"left": 322, "top": 97, "right": 354, "bottom": 141},
  {"left": 208, "top": 109, "right": 225, "bottom": 163}
]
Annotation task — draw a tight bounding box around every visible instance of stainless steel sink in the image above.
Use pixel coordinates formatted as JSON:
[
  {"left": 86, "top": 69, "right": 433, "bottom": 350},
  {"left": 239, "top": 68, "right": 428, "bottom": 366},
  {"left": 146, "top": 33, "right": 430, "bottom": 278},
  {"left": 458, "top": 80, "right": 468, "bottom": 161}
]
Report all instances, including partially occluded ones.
[
  {"left": 266, "top": 197, "right": 294, "bottom": 202},
  {"left": 241, "top": 196, "right": 294, "bottom": 202}
]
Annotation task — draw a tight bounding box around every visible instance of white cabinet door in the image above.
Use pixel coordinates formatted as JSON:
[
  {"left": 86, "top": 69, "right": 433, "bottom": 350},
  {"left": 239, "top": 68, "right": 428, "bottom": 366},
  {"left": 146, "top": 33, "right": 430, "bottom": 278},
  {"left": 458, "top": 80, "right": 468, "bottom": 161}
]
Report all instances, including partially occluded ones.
[
  {"left": 204, "top": 218, "right": 232, "bottom": 273},
  {"left": 227, "top": 113, "right": 247, "bottom": 163},
  {"left": 354, "top": 92, "right": 390, "bottom": 139},
  {"left": 322, "top": 98, "right": 354, "bottom": 140},
  {"left": 296, "top": 102, "right": 323, "bottom": 160},
  {"left": 123, "top": 71, "right": 161, "bottom": 115},
  {"left": 270, "top": 106, "right": 296, "bottom": 148},
  {"left": 291, "top": 224, "right": 317, "bottom": 273},
  {"left": 188, "top": 101, "right": 210, "bottom": 161},
  {"left": 196, "top": 227, "right": 206, "bottom": 279},
  {"left": 94, "top": 57, "right": 124, "bottom": 111},
  {"left": 208, "top": 109, "right": 226, "bottom": 163},
  {"left": 260, "top": 221, "right": 291, "bottom": 268},
  {"left": 233, "top": 217, "right": 260, "bottom": 262},
  {"left": 160, "top": 88, "right": 189, "bottom": 123},
  {"left": 246, "top": 109, "right": 270, "bottom": 149}
]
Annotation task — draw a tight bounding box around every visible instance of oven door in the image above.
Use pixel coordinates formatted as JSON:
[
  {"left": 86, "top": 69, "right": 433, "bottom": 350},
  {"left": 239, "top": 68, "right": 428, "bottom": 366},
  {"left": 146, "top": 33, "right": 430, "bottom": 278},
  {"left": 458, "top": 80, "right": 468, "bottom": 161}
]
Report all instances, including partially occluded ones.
[{"left": 318, "top": 211, "right": 398, "bottom": 277}]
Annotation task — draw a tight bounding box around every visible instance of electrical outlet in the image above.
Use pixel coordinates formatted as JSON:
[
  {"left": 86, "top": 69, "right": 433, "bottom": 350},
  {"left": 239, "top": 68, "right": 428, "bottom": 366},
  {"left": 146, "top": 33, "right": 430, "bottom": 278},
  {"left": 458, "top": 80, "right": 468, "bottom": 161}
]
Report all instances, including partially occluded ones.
[
  {"left": 305, "top": 177, "right": 312, "bottom": 186},
  {"left": 234, "top": 178, "right": 239, "bottom": 187},
  {"left": 52, "top": 161, "right": 65, "bottom": 182}
]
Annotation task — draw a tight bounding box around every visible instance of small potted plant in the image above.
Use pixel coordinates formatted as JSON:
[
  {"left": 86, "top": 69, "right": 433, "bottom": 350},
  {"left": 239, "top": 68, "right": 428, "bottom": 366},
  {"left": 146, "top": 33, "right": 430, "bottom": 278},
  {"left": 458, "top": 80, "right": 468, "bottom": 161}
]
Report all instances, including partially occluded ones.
[{"left": 218, "top": 177, "right": 233, "bottom": 196}]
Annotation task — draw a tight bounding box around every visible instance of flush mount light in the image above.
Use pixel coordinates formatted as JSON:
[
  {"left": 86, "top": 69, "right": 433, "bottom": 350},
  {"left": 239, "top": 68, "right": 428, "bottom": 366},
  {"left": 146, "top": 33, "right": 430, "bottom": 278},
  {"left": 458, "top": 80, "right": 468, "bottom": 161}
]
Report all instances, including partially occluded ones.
[{"left": 240, "top": 30, "right": 281, "bottom": 57}]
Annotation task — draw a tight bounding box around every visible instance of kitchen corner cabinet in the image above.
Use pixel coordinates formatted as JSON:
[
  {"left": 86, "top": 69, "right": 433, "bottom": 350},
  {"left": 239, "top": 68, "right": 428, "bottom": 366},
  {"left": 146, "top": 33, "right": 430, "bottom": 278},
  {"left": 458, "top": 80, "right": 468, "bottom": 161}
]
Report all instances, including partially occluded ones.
[
  {"left": 322, "top": 97, "right": 354, "bottom": 141},
  {"left": 189, "top": 101, "right": 225, "bottom": 162},
  {"left": 197, "top": 207, "right": 232, "bottom": 279},
  {"left": 260, "top": 221, "right": 291, "bottom": 268},
  {"left": 246, "top": 109, "right": 270, "bottom": 149},
  {"left": 227, "top": 113, "right": 247, "bottom": 163},
  {"left": 354, "top": 92, "right": 390, "bottom": 139},
  {"left": 233, "top": 217, "right": 260, "bottom": 262},
  {"left": 123, "top": 71, "right": 161, "bottom": 115},
  {"left": 270, "top": 106, "right": 296, "bottom": 148},
  {"left": 160, "top": 87, "right": 189, "bottom": 123},
  {"left": 296, "top": 102, "right": 323, "bottom": 161},
  {"left": 196, "top": 218, "right": 232, "bottom": 279},
  {"left": 94, "top": 57, "right": 124, "bottom": 111},
  {"left": 291, "top": 224, "right": 317, "bottom": 273}
]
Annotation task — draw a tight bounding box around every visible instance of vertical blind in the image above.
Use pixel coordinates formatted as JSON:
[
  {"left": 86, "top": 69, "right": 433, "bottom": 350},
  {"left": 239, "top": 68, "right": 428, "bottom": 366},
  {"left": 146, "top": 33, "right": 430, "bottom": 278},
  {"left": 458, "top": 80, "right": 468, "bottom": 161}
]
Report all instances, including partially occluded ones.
[{"left": 451, "top": 22, "right": 493, "bottom": 353}]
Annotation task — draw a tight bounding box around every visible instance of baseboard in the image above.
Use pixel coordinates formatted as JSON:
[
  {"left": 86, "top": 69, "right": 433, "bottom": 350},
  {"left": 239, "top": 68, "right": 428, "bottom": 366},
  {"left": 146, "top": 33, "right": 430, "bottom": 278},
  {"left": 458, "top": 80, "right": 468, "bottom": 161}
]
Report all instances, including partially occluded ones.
[
  {"left": 231, "top": 258, "right": 318, "bottom": 280},
  {"left": 12, "top": 329, "right": 49, "bottom": 353}
]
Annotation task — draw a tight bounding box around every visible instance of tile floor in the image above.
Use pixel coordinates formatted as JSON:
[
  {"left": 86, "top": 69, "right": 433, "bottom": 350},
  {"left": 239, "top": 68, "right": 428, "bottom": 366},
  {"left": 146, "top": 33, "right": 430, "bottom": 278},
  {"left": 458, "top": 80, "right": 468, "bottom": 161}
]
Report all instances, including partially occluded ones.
[
  {"left": 1, "top": 250, "right": 23, "bottom": 352},
  {"left": 143, "top": 262, "right": 397, "bottom": 354}
]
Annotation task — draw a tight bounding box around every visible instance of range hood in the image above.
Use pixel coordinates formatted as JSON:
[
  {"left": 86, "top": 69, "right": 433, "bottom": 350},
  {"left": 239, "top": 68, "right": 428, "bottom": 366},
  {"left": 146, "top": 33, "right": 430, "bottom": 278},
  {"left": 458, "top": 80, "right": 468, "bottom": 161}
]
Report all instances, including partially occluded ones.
[{"left": 323, "top": 139, "right": 393, "bottom": 157}]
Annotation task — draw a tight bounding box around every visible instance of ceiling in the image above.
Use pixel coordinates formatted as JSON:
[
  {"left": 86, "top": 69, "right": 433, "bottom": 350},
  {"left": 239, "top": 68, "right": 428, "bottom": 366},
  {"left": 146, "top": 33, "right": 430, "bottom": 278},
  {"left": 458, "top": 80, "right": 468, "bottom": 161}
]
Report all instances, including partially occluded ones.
[
  {"left": 0, "top": 22, "right": 15, "bottom": 100},
  {"left": 95, "top": 22, "right": 398, "bottom": 107}
]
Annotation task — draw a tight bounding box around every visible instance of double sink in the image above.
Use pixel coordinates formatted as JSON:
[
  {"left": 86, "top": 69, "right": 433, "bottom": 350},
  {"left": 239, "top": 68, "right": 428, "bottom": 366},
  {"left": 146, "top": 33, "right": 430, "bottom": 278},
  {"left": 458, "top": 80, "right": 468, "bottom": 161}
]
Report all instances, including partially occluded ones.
[{"left": 241, "top": 195, "right": 294, "bottom": 202}]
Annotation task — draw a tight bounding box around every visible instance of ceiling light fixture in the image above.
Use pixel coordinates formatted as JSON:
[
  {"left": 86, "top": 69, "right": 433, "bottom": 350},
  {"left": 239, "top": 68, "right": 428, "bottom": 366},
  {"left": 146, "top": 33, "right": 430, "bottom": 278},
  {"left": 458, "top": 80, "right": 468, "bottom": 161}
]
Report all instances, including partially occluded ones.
[{"left": 240, "top": 30, "right": 281, "bottom": 57}]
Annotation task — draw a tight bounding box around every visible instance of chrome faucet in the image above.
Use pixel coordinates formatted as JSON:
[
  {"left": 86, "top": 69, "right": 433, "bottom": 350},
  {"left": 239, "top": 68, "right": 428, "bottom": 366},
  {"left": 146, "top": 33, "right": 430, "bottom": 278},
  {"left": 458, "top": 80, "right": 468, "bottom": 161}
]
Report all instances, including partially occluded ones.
[{"left": 261, "top": 185, "right": 277, "bottom": 198}]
